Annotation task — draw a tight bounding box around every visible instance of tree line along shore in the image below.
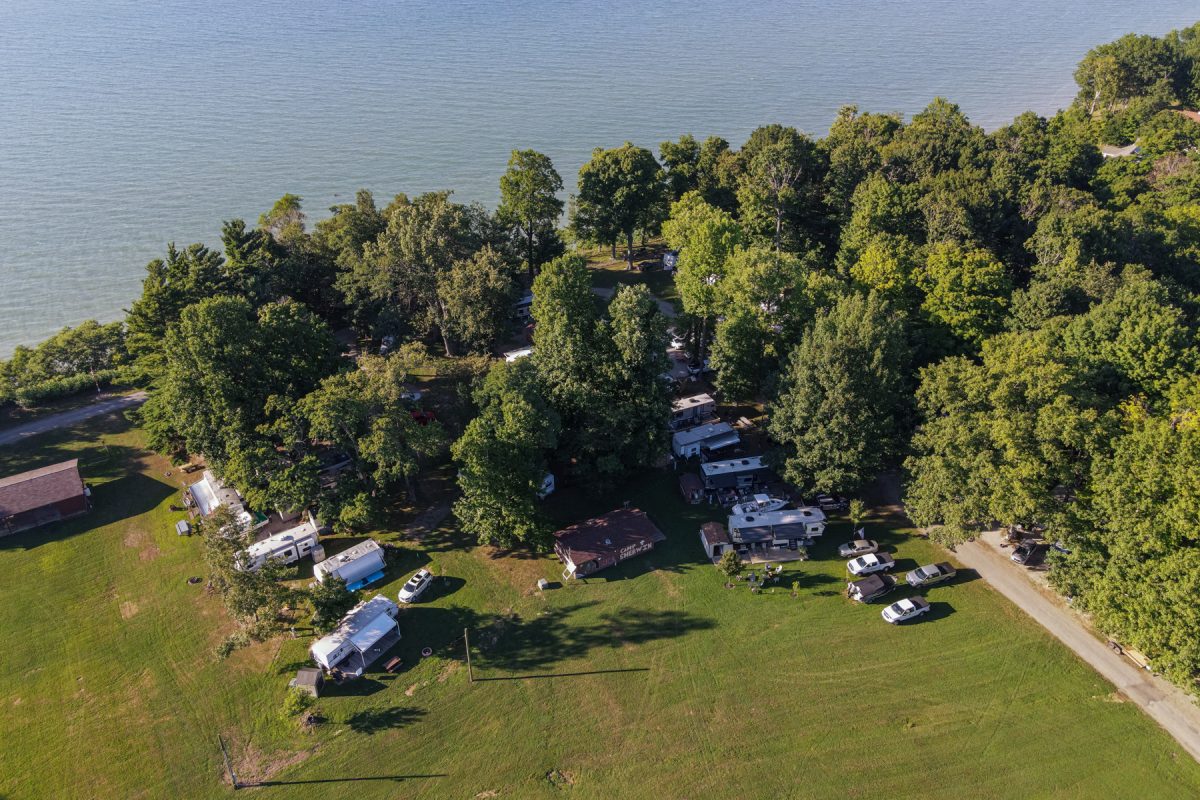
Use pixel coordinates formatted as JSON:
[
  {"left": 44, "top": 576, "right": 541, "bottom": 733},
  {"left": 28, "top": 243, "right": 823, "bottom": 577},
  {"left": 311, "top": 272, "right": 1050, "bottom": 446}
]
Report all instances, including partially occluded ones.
[{"left": 4, "top": 23, "right": 1200, "bottom": 695}]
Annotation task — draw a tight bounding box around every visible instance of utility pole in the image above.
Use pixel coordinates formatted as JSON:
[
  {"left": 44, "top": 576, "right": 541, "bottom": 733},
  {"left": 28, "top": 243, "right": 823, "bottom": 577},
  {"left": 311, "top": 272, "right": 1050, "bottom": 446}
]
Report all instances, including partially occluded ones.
[
  {"left": 218, "top": 734, "right": 240, "bottom": 790},
  {"left": 463, "top": 627, "right": 473, "bottom": 683}
]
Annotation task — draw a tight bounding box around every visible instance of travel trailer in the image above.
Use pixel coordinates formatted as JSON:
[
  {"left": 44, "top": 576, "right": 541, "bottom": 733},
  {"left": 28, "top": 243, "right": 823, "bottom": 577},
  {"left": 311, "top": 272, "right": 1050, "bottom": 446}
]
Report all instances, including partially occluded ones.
[
  {"left": 314, "top": 539, "right": 386, "bottom": 591},
  {"left": 309, "top": 595, "right": 401, "bottom": 676},
  {"left": 235, "top": 514, "right": 320, "bottom": 572}
]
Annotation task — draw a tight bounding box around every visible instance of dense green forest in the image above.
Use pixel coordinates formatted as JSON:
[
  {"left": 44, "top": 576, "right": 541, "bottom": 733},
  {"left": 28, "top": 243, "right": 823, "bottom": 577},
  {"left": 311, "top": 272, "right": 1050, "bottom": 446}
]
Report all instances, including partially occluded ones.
[{"left": 4, "top": 23, "right": 1200, "bottom": 691}]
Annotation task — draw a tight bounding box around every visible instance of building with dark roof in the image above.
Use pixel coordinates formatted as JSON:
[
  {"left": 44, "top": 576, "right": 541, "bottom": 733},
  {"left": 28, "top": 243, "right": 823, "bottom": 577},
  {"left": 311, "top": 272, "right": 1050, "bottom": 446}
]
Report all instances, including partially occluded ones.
[
  {"left": 0, "top": 460, "right": 89, "bottom": 536},
  {"left": 553, "top": 508, "right": 666, "bottom": 578},
  {"left": 678, "top": 472, "right": 704, "bottom": 504}
]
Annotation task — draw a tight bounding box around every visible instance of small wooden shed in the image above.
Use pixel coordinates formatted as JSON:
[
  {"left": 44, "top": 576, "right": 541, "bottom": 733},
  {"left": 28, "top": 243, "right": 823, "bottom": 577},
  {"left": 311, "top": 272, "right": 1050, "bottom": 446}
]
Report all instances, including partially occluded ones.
[
  {"left": 290, "top": 667, "right": 324, "bottom": 698},
  {"left": 678, "top": 473, "right": 704, "bottom": 504},
  {"left": 699, "top": 522, "right": 732, "bottom": 559}
]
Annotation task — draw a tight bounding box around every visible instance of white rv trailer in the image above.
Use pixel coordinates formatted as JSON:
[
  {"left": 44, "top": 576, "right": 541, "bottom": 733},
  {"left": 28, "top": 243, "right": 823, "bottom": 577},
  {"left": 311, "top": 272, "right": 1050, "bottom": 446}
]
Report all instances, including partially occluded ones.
[
  {"left": 699, "top": 455, "right": 770, "bottom": 489},
  {"left": 309, "top": 595, "right": 401, "bottom": 676},
  {"left": 670, "top": 393, "right": 716, "bottom": 430},
  {"left": 726, "top": 506, "right": 827, "bottom": 548},
  {"left": 504, "top": 346, "right": 533, "bottom": 362},
  {"left": 314, "top": 539, "right": 387, "bottom": 591},
  {"left": 512, "top": 291, "right": 534, "bottom": 320},
  {"left": 236, "top": 514, "right": 320, "bottom": 572},
  {"left": 186, "top": 470, "right": 267, "bottom": 531},
  {"left": 671, "top": 422, "right": 740, "bottom": 458}
]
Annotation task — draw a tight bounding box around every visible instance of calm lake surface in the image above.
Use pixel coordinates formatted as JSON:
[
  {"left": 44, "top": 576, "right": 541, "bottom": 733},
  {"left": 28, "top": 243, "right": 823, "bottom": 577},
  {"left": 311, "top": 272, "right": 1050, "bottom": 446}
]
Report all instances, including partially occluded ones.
[{"left": 2, "top": 0, "right": 1197, "bottom": 355}]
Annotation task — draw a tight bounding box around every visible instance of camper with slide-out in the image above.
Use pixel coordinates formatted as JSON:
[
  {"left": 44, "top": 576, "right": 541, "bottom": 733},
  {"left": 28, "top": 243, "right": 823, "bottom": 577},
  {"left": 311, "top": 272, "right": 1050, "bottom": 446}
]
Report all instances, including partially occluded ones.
[{"left": 310, "top": 595, "right": 401, "bottom": 676}]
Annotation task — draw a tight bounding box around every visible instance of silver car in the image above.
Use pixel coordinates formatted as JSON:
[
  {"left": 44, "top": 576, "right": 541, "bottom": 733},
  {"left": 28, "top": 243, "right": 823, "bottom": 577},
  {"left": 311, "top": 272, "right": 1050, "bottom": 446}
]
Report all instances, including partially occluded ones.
[{"left": 838, "top": 539, "right": 878, "bottom": 558}]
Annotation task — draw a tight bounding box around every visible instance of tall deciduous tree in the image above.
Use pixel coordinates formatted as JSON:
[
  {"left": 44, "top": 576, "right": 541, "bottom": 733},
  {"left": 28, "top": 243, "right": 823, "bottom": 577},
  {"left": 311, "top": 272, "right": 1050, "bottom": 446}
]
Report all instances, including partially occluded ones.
[
  {"left": 572, "top": 143, "right": 666, "bottom": 268},
  {"left": 662, "top": 191, "right": 744, "bottom": 349},
  {"left": 353, "top": 191, "right": 481, "bottom": 355},
  {"left": 770, "top": 292, "right": 910, "bottom": 494},
  {"left": 601, "top": 284, "right": 672, "bottom": 471},
  {"left": 530, "top": 256, "right": 669, "bottom": 489},
  {"left": 660, "top": 134, "right": 702, "bottom": 201},
  {"left": 498, "top": 149, "right": 565, "bottom": 279},
  {"left": 737, "top": 124, "right": 824, "bottom": 251},
  {"left": 452, "top": 359, "right": 560, "bottom": 547},
  {"left": 821, "top": 105, "right": 903, "bottom": 226},
  {"left": 141, "top": 296, "right": 338, "bottom": 463},
  {"left": 298, "top": 354, "right": 446, "bottom": 528},
  {"left": 437, "top": 246, "right": 519, "bottom": 354},
  {"left": 915, "top": 242, "right": 1012, "bottom": 348}
]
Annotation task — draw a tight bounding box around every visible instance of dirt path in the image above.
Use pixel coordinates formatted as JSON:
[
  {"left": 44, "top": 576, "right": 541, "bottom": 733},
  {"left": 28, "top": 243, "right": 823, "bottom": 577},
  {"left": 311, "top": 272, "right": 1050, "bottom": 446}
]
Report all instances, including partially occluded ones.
[
  {"left": 955, "top": 531, "right": 1200, "bottom": 763},
  {"left": 0, "top": 391, "right": 147, "bottom": 447}
]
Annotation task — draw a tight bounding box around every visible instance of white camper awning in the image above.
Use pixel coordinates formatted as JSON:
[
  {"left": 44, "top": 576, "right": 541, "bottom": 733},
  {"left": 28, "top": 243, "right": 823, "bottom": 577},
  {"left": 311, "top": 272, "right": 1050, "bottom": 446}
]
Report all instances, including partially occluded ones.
[
  {"left": 703, "top": 431, "right": 740, "bottom": 451},
  {"left": 350, "top": 612, "right": 398, "bottom": 652}
]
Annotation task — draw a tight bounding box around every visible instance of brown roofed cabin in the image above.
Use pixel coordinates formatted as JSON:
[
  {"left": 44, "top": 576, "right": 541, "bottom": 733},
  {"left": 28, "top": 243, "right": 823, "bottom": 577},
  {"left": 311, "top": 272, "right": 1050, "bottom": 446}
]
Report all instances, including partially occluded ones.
[
  {"left": 0, "top": 460, "right": 89, "bottom": 536},
  {"left": 553, "top": 508, "right": 666, "bottom": 579}
]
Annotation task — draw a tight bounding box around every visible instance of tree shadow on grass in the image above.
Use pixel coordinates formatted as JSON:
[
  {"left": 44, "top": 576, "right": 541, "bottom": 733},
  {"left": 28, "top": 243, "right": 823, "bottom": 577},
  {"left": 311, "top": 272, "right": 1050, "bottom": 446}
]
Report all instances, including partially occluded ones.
[
  {"left": 791, "top": 572, "right": 840, "bottom": 590},
  {"left": 0, "top": 470, "right": 174, "bottom": 551},
  {"left": 250, "top": 773, "right": 446, "bottom": 787},
  {"left": 478, "top": 603, "right": 715, "bottom": 674},
  {"left": 345, "top": 705, "right": 426, "bottom": 735},
  {"left": 390, "top": 601, "right": 714, "bottom": 676},
  {"left": 321, "top": 677, "right": 388, "bottom": 698}
]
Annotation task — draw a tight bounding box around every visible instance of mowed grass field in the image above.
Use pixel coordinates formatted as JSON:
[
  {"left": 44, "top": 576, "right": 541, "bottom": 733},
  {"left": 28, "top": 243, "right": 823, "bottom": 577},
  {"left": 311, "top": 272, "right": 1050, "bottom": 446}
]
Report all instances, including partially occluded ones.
[{"left": 3, "top": 416, "right": 1200, "bottom": 799}]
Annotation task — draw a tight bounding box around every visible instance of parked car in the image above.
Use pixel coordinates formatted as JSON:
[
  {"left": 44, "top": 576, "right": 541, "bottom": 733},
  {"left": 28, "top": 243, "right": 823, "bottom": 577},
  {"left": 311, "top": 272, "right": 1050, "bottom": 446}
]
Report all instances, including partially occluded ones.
[
  {"left": 398, "top": 568, "right": 433, "bottom": 603},
  {"left": 882, "top": 596, "right": 931, "bottom": 624},
  {"left": 1011, "top": 541, "right": 1041, "bottom": 565},
  {"left": 400, "top": 388, "right": 423, "bottom": 403},
  {"left": 847, "top": 552, "right": 895, "bottom": 576},
  {"left": 815, "top": 493, "right": 849, "bottom": 512},
  {"left": 846, "top": 573, "right": 897, "bottom": 603},
  {"left": 906, "top": 562, "right": 957, "bottom": 587},
  {"left": 838, "top": 539, "right": 879, "bottom": 559},
  {"left": 410, "top": 409, "right": 437, "bottom": 425}
]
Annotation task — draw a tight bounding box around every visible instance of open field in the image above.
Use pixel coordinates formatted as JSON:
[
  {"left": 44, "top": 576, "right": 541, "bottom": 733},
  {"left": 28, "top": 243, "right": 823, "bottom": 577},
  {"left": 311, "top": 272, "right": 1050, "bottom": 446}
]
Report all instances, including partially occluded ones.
[{"left": 3, "top": 416, "right": 1200, "bottom": 799}]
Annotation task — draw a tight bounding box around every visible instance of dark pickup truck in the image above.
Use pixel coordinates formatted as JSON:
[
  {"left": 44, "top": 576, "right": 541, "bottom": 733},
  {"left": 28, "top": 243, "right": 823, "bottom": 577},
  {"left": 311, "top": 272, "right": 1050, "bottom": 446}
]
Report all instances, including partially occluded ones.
[
  {"left": 846, "top": 573, "right": 898, "bottom": 603},
  {"left": 905, "top": 562, "right": 957, "bottom": 587}
]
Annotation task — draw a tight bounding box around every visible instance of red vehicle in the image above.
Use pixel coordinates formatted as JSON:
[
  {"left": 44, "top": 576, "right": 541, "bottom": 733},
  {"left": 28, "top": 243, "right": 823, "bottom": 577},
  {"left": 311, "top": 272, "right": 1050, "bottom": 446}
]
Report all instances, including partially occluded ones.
[{"left": 410, "top": 410, "right": 437, "bottom": 426}]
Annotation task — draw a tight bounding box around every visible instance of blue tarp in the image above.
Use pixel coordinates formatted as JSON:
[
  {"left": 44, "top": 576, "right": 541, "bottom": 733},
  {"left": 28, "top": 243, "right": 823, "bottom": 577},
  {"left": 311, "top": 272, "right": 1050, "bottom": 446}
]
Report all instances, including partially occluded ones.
[{"left": 346, "top": 569, "right": 385, "bottom": 592}]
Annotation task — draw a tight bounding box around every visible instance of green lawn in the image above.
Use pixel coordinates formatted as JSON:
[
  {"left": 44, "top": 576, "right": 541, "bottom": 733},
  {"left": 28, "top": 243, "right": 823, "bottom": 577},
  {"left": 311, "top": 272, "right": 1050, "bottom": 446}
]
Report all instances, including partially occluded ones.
[
  {"left": 580, "top": 242, "right": 682, "bottom": 310},
  {"left": 3, "top": 417, "right": 1200, "bottom": 799}
]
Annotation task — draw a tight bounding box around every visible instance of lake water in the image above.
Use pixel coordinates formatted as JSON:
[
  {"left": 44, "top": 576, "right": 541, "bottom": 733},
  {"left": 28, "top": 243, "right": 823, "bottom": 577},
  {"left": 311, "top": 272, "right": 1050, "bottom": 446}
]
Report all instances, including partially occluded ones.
[{"left": 2, "top": 0, "right": 1197, "bottom": 356}]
